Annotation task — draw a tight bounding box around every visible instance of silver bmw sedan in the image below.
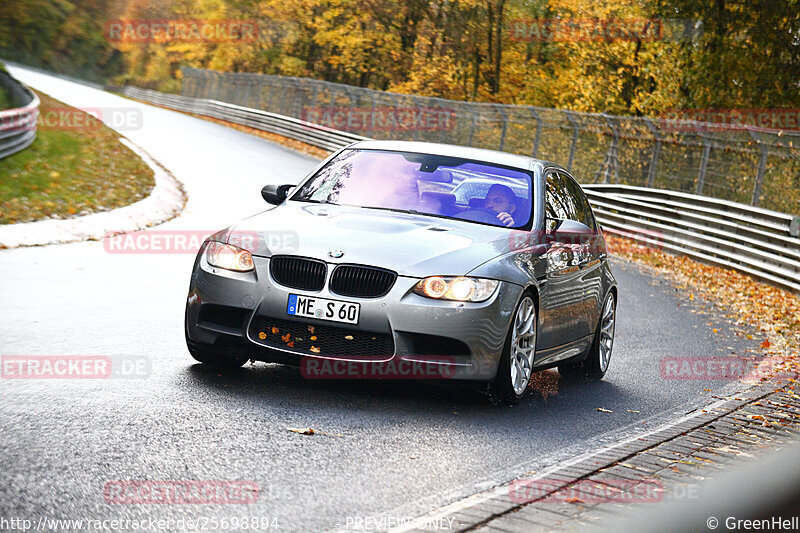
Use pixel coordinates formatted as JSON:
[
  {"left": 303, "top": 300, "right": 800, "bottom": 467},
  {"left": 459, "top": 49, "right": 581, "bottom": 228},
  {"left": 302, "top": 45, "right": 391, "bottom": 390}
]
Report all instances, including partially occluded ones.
[{"left": 185, "top": 140, "right": 617, "bottom": 403}]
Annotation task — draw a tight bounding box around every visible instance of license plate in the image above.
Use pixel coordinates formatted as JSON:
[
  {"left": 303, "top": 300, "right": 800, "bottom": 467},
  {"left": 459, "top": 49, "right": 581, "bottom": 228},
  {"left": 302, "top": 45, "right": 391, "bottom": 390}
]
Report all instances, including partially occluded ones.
[{"left": 286, "top": 294, "right": 360, "bottom": 324}]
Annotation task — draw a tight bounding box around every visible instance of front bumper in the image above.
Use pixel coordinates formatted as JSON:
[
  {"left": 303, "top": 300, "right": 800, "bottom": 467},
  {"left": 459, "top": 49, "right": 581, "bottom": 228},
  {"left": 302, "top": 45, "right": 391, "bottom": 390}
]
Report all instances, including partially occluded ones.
[{"left": 185, "top": 251, "right": 523, "bottom": 380}]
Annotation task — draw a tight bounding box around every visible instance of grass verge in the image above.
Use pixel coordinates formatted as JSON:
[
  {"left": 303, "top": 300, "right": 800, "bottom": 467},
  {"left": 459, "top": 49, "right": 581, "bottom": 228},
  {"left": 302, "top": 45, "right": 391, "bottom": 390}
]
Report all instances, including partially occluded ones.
[{"left": 0, "top": 91, "right": 155, "bottom": 224}]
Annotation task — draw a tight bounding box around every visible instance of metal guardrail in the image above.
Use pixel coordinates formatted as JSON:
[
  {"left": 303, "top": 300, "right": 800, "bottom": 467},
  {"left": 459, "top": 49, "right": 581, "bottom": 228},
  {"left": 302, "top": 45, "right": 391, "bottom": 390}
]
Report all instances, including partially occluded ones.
[
  {"left": 120, "top": 86, "right": 800, "bottom": 293},
  {"left": 121, "top": 86, "right": 366, "bottom": 151},
  {"left": 0, "top": 71, "right": 39, "bottom": 159},
  {"left": 583, "top": 184, "right": 800, "bottom": 292}
]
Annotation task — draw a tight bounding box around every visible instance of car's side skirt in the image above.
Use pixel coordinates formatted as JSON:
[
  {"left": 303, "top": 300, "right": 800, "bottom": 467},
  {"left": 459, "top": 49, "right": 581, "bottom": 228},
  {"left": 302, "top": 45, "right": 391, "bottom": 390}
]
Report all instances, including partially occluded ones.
[{"left": 533, "top": 334, "right": 594, "bottom": 370}]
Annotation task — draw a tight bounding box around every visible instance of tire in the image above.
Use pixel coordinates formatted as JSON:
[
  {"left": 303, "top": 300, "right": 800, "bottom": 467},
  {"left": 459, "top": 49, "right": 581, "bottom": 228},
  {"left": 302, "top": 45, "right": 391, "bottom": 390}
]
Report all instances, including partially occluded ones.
[
  {"left": 187, "top": 343, "right": 249, "bottom": 369},
  {"left": 585, "top": 292, "right": 616, "bottom": 380},
  {"left": 489, "top": 294, "right": 537, "bottom": 404},
  {"left": 559, "top": 292, "right": 616, "bottom": 380}
]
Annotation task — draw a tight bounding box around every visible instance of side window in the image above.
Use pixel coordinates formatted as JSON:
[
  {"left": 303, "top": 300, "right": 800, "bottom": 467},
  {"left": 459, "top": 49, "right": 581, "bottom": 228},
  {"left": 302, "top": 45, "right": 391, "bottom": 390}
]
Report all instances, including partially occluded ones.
[
  {"left": 559, "top": 173, "right": 596, "bottom": 230},
  {"left": 545, "top": 172, "right": 570, "bottom": 222},
  {"left": 545, "top": 171, "right": 580, "bottom": 228}
]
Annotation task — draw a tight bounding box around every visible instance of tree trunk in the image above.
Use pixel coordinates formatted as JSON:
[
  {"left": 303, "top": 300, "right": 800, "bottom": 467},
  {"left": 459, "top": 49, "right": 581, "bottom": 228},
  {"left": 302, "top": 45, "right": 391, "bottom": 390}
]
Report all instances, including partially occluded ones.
[{"left": 491, "top": 0, "right": 506, "bottom": 95}]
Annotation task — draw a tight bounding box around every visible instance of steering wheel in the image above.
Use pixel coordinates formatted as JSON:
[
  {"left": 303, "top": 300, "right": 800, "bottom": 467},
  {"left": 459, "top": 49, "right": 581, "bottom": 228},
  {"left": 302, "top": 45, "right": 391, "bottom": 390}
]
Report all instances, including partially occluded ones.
[{"left": 457, "top": 207, "right": 501, "bottom": 225}]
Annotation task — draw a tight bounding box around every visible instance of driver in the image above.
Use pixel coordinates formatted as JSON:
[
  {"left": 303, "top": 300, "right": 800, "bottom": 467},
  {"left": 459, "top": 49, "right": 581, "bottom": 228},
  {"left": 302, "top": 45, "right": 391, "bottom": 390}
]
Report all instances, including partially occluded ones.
[{"left": 484, "top": 184, "right": 517, "bottom": 227}]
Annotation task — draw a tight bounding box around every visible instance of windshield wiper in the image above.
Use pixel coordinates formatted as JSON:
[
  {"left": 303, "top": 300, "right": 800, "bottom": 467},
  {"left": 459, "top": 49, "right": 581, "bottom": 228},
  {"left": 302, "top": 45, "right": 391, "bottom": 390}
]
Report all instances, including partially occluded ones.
[
  {"left": 295, "top": 198, "right": 330, "bottom": 205},
  {"left": 359, "top": 205, "right": 418, "bottom": 215}
]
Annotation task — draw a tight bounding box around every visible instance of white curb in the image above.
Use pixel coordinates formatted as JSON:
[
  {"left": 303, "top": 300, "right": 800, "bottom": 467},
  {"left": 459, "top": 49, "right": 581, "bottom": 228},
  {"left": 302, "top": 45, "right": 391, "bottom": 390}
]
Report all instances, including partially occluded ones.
[{"left": 0, "top": 137, "right": 186, "bottom": 248}]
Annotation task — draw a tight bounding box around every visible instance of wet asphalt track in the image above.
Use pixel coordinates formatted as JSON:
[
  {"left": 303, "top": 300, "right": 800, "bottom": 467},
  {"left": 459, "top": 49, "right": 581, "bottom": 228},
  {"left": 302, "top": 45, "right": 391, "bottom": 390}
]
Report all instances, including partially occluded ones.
[{"left": 0, "top": 66, "right": 762, "bottom": 531}]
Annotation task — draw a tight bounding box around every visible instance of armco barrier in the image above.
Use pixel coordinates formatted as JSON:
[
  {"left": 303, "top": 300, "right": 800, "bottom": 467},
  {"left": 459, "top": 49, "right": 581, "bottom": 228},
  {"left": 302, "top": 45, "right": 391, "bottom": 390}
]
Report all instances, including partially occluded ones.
[
  {"left": 121, "top": 86, "right": 365, "bottom": 151},
  {"left": 0, "top": 71, "right": 39, "bottom": 159},
  {"left": 583, "top": 184, "right": 800, "bottom": 292},
  {"left": 120, "top": 86, "right": 800, "bottom": 293}
]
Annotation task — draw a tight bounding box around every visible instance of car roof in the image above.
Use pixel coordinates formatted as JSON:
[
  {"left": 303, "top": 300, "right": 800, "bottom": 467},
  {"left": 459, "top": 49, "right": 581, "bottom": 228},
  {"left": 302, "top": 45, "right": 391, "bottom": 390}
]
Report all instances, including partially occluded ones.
[{"left": 349, "top": 140, "right": 551, "bottom": 172}]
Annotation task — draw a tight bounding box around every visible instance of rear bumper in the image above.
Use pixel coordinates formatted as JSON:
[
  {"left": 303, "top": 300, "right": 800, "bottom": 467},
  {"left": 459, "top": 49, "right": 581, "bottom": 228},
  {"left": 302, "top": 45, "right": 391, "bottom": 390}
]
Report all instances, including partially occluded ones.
[{"left": 185, "top": 250, "right": 522, "bottom": 380}]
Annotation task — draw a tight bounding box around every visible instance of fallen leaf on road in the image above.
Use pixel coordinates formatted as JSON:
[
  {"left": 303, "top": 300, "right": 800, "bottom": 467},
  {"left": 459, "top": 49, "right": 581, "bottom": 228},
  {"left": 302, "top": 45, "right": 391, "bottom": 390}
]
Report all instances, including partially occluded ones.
[
  {"left": 761, "top": 339, "right": 771, "bottom": 349},
  {"left": 288, "top": 428, "right": 315, "bottom": 435},
  {"left": 288, "top": 427, "right": 343, "bottom": 437}
]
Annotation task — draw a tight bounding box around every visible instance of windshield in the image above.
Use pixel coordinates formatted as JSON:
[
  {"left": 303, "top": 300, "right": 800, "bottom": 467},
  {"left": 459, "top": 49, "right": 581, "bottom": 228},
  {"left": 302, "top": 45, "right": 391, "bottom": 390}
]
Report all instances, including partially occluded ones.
[{"left": 291, "top": 149, "right": 533, "bottom": 229}]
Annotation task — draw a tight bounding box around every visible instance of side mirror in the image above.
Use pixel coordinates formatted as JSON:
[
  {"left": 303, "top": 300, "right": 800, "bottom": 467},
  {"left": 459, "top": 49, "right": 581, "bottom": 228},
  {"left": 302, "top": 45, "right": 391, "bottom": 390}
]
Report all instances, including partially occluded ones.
[
  {"left": 547, "top": 218, "right": 593, "bottom": 244},
  {"left": 261, "top": 184, "right": 294, "bottom": 205}
]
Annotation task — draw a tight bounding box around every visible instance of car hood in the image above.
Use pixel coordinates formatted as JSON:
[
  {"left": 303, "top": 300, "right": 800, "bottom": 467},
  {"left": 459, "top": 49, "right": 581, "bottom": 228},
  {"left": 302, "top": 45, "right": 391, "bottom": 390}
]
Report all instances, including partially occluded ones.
[{"left": 226, "top": 201, "right": 515, "bottom": 277}]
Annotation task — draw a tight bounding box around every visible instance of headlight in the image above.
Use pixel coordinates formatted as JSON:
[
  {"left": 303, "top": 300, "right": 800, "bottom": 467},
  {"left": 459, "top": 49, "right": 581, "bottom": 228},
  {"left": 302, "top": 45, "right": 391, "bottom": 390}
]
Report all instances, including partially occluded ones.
[
  {"left": 413, "top": 276, "right": 499, "bottom": 302},
  {"left": 205, "top": 241, "right": 255, "bottom": 272}
]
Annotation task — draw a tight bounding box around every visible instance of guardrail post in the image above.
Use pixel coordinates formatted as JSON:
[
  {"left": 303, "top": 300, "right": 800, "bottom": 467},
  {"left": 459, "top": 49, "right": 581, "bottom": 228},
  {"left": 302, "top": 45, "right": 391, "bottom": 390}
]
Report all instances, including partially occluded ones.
[
  {"left": 411, "top": 95, "right": 424, "bottom": 142},
  {"left": 752, "top": 136, "right": 768, "bottom": 207},
  {"left": 696, "top": 136, "right": 711, "bottom": 195},
  {"left": 310, "top": 83, "right": 319, "bottom": 114},
  {"left": 224, "top": 72, "right": 234, "bottom": 104},
  {"left": 206, "top": 72, "right": 215, "bottom": 100},
  {"left": 368, "top": 90, "right": 380, "bottom": 139},
  {"left": 495, "top": 105, "right": 508, "bottom": 151},
  {"left": 644, "top": 118, "right": 662, "bottom": 188},
  {"left": 180, "top": 68, "right": 191, "bottom": 97},
  {"left": 436, "top": 97, "right": 448, "bottom": 144},
  {"left": 390, "top": 92, "right": 404, "bottom": 140},
  {"left": 565, "top": 110, "right": 579, "bottom": 172},
  {"left": 279, "top": 79, "right": 294, "bottom": 116},
  {"left": 601, "top": 114, "right": 619, "bottom": 183},
  {"left": 265, "top": 78, "right": 277, "bottom": 112},
  {"left": 243, "top": 75, "right": 254, "bottom": 108},
  {"left": 467, "top": 110, "right": 478, "bottom": 146},
  {"left": 529, "top": 109, "right": 542, "bottom": 158}
]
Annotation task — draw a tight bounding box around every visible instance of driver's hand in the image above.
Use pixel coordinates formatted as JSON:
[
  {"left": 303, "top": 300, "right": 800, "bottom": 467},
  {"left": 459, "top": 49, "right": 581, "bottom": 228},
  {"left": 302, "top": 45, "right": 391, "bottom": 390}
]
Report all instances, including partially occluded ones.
[{"left": 497, "top": 212, "right": 515, "bottom": 227}]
